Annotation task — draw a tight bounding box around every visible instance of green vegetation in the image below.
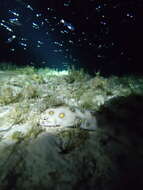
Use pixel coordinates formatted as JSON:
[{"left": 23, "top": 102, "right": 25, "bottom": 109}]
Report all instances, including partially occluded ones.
[
  {"left": 9, "top": 103, "right": 30, "bottom": 125},
  {"left": 65, "top": 65, "right": 90, "bottom": 83},
  {"left": 11, "top": 131, "right": 25, "bottom": 141},
  {"left": 11, "top": 125, "right": 45, "bottom": 142},
  {"left": 57, "top": 128, "right": 89, "bottom": 153},
  {"left": 0, "top": 62, "right": 17, "bottom": 70},
  {"left": 15, "top": 66, "right": 37, "bottom": 75},
  {"left": 20, "top": 85, "right": 41, "bottom": 99},
  {"left": 0, "top": 85, "right": 41, "bottom": 105},
  {"left": 0, "top": 86, "right": 17, "bottom": 105},
  {"left": 40, "top": 95, "right": 65, "bottom": 111},
  {"left": 1, "top": 63, "right": 143, "bottom": 190},
  {"left": 29, "top": 73, "right": 45, "bottom": 84},
  {"left": 0, "top": 62, "right": 143, "bottom": 142}
]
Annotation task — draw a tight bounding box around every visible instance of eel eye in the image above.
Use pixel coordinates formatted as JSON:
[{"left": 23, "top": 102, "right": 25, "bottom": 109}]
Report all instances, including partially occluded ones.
[
  {"left": 49, "top": 111, "right": 54, "bottom": 115},
  {"left": 59, "top": 113, "right": 65, "bottom": 118}
]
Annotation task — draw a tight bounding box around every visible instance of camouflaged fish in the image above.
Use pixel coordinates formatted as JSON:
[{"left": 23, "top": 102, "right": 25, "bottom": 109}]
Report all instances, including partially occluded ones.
[{"left": 39, "top": 106, "right": 97, "bottom": 130}]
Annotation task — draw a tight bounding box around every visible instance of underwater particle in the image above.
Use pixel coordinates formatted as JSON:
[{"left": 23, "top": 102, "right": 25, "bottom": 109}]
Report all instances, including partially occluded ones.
[
  {"left": 8, "top": 10, "right": 19, "bottom": 17},
  {"left": 49, "top": 111, "right": 54, "bottom": 115},
  {"left": 6, "top": 35, "right": 16, "bottom": 43},
  {"left": 53, "top": 41, "right": 63, "bottom": 47},
  {"left": 126, "top": 12, "right": 134, "bottom": 19},
  {"left": 69, "top": 40, "right": 74, "bottom": 44},
  {"left": 63, "top": 30, "right": 69, "bottom": 33},
  {"left": 53, "top": 50, "right": 58, "bottom": 53},
  {"left": 44, "top": 18, "right": 50, "bottom": 24},
  {"left": 27, "top": 4, "right": 33, "bottom": 11},
  {"left": 36, "top": 13, "right": 42, "bottom": 17},
  {"left": 47, "top": 8, "right": 54, "bottom": 12},
  {"left": 10, "top": 48, "right": 15, "bottom": 52},
  {"left": 21, "top": 37, "right": 28, "bottom": 41},
  {"left": 100, "top": 21, "right": 107, "bottom": 25},
  {"left": 60, "top": 30, "right": 64, "bottom": 34},
  {"left": 32, "top": 22, "right": 40, "bottom": 30},
  {"left": 52, "top": 16, "right": 57, "bottom": 20},
  {"left": 97, "top": 54, "right": 104, "bottom": 59},
  {"left": 59, "top": 113, "right": 65, "bottom": 118},
  {"left": 36, "top": 40, "right": 44, "bottom": 48},
  {"left": 60, "top": 19, "right": 75, "bottom": 31},
  {"left": 121, "top": 10, "right": 135, "bottom": 23},
  {"left": 19, "top": 42, "right": 27, "bottom": 47},
  {"left": 95, "top": 4, "right": 102, "bottom": 11},
  {"left": 51, "top": 28, "right": 55, "bottom": 31},
  {"left": 73, "top": 58, "right": 77, "bottom": 62},
  {"left": 64, "top": 0, "right": 71, "bottom": 7},
  {"left": 41, "top": 61, "right": 46, "bottom": 64},
  {"left": 97, "top": 44, "right": 102, "bottom": 49},
  {"left": 18, "top": 38, "right": 29, "bottom": 48},
  {"left": 67, "top": 24, "right": 75, "bottom": 31},
  {"left": 41, "top": 21, "right": 44, "bottom": 27},
  {"left": 9, "top": 18, "right": 21, "bottom": 26},
  {"left": 0, "top": 22, "right": 13, "bottom": 32},
  {"left": 64, "top": 3, "right": 69, "bottom": 7}
]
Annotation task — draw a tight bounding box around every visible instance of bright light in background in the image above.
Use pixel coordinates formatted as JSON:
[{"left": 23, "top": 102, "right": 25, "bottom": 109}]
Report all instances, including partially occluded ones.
[{"left": 38, "top": 68, "right": 69, "bottom": 76}]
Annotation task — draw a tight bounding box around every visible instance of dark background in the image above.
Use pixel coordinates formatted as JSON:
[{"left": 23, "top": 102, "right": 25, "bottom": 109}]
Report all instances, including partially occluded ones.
[{"left": 0, "top": 0, "right": 143, "bottom": 75}]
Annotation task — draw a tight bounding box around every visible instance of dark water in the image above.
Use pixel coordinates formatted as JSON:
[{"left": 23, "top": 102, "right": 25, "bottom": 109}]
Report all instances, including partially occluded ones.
[{"left": 0, "top": 0, "right": 143, "bottom": 75}]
